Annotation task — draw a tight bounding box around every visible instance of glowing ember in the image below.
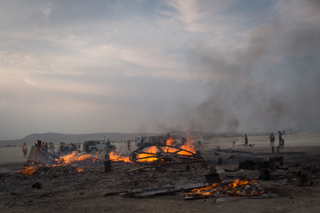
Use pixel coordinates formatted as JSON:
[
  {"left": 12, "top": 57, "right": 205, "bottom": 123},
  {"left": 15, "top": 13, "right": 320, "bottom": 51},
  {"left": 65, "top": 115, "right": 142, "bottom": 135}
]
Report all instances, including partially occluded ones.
[
  {"left": 185, "top": 179, "right": 264, "bottom": 199},
  {"left": 74, "top": 168, "right": 84, "bottom": 173}
]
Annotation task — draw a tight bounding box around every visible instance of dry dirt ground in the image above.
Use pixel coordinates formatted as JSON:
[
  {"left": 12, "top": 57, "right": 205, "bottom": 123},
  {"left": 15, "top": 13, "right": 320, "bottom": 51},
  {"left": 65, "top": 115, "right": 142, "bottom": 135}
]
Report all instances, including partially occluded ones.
[{"left": 1, "top": 133, "right": 320, "bottom": 213}]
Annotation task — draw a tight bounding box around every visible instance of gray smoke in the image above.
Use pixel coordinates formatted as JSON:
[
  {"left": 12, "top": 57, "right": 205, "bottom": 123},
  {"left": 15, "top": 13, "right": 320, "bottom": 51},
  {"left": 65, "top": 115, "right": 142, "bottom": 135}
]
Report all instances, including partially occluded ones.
[{"left": 153, "top": 4, "right": 320, "bottom": 133}]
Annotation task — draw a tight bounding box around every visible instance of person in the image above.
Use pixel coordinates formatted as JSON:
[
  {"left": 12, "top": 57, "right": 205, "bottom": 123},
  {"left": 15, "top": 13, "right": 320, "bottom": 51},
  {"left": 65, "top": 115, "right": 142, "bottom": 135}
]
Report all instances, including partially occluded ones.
[
  {"left": 22, "top": 143, "right": 28, "bottom": 157},
  {"left": 36, "top": 139, "right": 42, "bottom": 149},
  {"left": 244, "top": 134, "right": 248, "bottom": 145},
  {"left": 127, "top": 140, "right": 131, "bottom": 153},
  {"left": 49, "top": 142, "right": 55, "bottom": 154},
  {"left": 278, "top": 131, "right": 284, "bottom": 148},
  {"left": 44, "top": 142, "right": 48, "bottom": 152},
  {"left": 270, "top": 132, "right": 275, "bottom": 147},
  {"left": 60, "top": 142, "right": 65, "bottom": 156}
]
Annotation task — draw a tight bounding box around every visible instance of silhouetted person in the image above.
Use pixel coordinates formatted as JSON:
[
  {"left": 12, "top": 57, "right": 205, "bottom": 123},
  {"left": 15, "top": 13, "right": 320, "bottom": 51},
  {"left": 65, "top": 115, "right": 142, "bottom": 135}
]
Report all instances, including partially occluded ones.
[
  {"left": 22, "top": 143, "right": 28, "bottom": 157},
  {"left": 244, "top": 134, "right": 248, "bottom": 145},
  {"left": 270, "top": 132, "right": 275, "bottom": 147},
  {"left": 278, "top": 131, "right": 284, "bottom": 148},
  {"left": 36, "top": 139, "right": 42, "bottom": 149},
  {"left": 127, "top": 140, "right": 131, "bottom": 153}
]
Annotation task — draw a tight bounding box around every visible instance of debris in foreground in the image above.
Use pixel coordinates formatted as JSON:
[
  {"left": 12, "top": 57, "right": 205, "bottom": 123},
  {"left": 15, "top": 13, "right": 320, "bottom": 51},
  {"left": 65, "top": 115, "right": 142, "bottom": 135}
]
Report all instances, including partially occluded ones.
[{"left": 184, "top": 179, "right": 264, "bottom": 200}]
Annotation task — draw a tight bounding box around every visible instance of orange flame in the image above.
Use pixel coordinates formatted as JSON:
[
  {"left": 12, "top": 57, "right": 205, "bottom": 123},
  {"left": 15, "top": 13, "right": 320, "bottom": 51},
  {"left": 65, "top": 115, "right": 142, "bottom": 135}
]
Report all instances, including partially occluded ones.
[
  {"left": 20, "top": 163, "right": 39, "bottom": 175},
  {"left": 166, "top": 137, "right": 175, "bottom": 146},
  {"left": 20, "top": 151, "right": 132, "bottom": 175},
  {"left": 180, "top": 132, "right": 195, "bottom": 155},
  {"left": 186, "top": 179, "right": 264, "bottom": 198},
  {"left": 135, "top": 132, "right": 197, "bottom": 163},
  {"left": 55, "top": 151, "right": 101, "bottom": 165},
  {"left": 109, "top": 151, "right": 131, "bottom": 162},
  {"left": 135, "top": 146, "right": 159, "bottom": 162},
  {"left": 74, "top": 168, "right": 84, "bottom": 173}
]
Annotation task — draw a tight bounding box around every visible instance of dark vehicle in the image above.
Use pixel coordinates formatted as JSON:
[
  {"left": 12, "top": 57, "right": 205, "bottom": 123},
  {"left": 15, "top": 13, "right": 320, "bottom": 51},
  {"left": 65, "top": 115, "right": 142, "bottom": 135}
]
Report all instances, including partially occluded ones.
[
  {"left": 58, "top": 143, "right": 78, "bottom": 156},
  {"left": 135, "top": 135, "right": 180, "bottom": 148}
]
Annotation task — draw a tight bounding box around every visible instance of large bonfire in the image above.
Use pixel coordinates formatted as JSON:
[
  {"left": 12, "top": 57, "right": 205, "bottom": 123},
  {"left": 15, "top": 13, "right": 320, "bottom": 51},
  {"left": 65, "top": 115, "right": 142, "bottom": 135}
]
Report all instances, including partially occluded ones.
[{"left": 130, "top": 132, "right": 200, "bottom": 164}]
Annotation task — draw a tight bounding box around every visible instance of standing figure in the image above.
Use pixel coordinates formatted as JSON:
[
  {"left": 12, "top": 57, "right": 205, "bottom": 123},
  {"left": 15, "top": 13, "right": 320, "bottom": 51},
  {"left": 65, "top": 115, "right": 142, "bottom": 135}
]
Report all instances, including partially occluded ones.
[
  {"left": 278, "top": 131, "right": 284, "bottom": 148},
  {"left": 127, "top": 140, "right": 131, "bottom": 153},
  {"left": 22, "top": 143, "right": 28, "bottom": 157},
  {"left": 49, "top": 142, "right": 55, "bottom": 154},
  {"left": 44, "top": 142, "right": 48, "bottom": 152},
  {"left": 244, "top": 134, "right": 248, "bottom": 145},
  {"left": 60, "top": 142, "right": 65, "bottom": 156},
  {"left": 36, "top": 139, "right": 42, "bottom": 149},
  {"left": 270, "top": 132, "right": 275, "bottom": 147}
]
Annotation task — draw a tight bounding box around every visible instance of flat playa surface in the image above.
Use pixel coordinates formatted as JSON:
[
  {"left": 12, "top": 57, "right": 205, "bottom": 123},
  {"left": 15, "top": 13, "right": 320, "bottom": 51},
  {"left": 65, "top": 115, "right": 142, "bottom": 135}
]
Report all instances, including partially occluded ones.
[{"left": 1, "top": 133, "right": 320, "bottom": 212}]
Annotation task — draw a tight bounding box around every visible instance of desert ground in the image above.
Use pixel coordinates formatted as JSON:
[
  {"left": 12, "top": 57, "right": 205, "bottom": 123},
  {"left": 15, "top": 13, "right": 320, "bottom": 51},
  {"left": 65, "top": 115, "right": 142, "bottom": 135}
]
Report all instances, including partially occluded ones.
[{"left": 1, "top": 133, "right": 320, "bottom": 213}]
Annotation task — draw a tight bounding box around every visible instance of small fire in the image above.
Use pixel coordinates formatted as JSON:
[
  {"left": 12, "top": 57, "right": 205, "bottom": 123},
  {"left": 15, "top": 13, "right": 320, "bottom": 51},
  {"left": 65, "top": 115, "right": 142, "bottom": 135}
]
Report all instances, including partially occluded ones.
[
  {"left": 74, "top": 168, "right": 84, "bottom": 173},
  {"left": 109, "top": 151, "right": 131, "bottom": 162},
  {"left": 180, "top": 132, "right": 196, "bottom": 155},
  {"left": 20, "top": 162, "right": 39, "bottom": 175},
  {"left": 186, "top": 179, "right": 264, "bottom": 199},
  {"left": 55, "top": 151, "right": 101, "bottom": 165}
]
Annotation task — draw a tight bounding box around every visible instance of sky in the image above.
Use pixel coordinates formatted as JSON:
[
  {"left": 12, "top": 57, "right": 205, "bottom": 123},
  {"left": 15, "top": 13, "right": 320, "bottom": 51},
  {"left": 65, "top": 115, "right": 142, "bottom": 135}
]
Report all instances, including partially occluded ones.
[{"left": 1, "top": 0, "right": 320, "bottom": 140}]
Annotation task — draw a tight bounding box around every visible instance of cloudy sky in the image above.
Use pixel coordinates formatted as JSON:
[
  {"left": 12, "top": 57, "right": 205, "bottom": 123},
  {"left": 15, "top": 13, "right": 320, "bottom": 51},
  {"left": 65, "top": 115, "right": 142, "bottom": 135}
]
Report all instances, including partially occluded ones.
[{"left": 1, "top": 0, "right": 320, "bottom": 140}]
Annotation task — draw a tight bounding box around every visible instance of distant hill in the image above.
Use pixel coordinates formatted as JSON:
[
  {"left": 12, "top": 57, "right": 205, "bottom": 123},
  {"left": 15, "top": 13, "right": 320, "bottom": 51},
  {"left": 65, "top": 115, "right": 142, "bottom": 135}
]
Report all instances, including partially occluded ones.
[
  {"left": 0, "top": 132, "right": 160, "bottom": 146},
  {"left": 0, "top": 131, "right": 216, "bottom": 146}
]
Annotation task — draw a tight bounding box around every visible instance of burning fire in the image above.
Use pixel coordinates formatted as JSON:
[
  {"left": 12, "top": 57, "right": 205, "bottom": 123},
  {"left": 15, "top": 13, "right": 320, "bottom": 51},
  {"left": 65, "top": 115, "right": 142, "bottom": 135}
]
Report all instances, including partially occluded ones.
[
  {"left": 135, "top": 146, "right": 159, "bottom": 163},
  {"left": 109, "top": 151, "right": 131, "bottom": 162},
  {"left": 20, "top": 150, "right": 133, "bottom": 175},
  {"left": 180, "top": 132, "right": 196, "bottom": 155},
  {"left": 186, "top": 179, "right": 264, "bottom": 199},
  {"left": 135, "top": 132, "right": 197, "bottom": 163},
  {"left": 20, "top": 162, "right": 38, "bottom": 175},
  {"left": 55, "top": 151, "right": 101, "bottom": 165}
]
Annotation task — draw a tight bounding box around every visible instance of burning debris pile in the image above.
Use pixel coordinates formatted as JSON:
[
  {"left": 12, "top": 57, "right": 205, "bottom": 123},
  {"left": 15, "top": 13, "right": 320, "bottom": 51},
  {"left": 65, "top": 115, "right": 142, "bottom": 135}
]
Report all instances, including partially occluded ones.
[
  {"left": 129, "top": 133, "right": 205, "bottom": 166},
  {"left": 19, "top": 151, "right": 132, "bottom": 176},
  {"left": 184, "top": 179, "right": 264, "bottom": 200}
]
